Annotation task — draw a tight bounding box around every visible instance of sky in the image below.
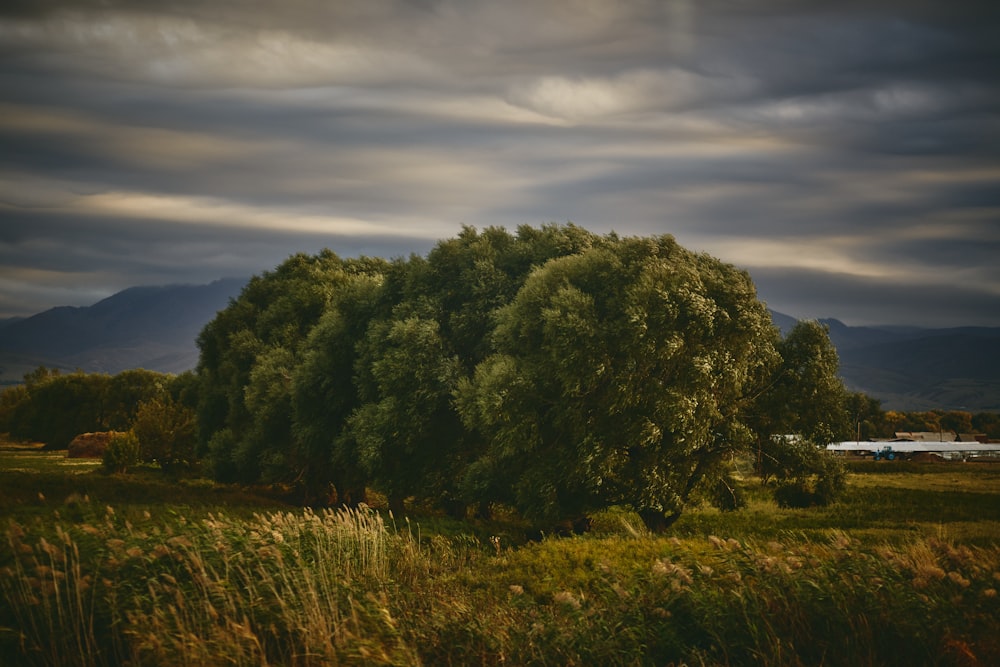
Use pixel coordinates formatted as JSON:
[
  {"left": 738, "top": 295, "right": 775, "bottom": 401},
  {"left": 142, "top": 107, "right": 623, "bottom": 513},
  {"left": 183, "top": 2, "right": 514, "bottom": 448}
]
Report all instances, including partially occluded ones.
[{"left": 1, "top": 0, "right": 999, "bottom": 328}]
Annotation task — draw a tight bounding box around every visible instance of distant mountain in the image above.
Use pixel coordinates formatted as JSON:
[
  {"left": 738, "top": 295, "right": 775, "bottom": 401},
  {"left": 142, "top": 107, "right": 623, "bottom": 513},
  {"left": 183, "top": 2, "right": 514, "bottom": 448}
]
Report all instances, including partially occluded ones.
[
  {"left": 772, "top": 313, "right": 1000, "bottom": 412},
  {"left": 768, "top": 310, "right": 798, "bottom": 337},
  {"left": 0, "top": 278, "right": 246, "bottom": 384}
]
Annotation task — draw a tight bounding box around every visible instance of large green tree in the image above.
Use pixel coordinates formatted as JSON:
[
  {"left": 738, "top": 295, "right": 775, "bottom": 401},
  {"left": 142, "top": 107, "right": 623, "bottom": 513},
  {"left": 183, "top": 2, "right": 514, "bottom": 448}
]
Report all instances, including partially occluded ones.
[
  {"left": 456, "top": 235, "right": 778, "bottom": 531},
  {"left": 286, "top": 225, "right": 599, "bottom": 511},
  {"left": 196, "top": 251, "right": 386, "bottom": 483},
  {"left": 291, "top": 272, "right": 386, "bottom": 505},
  {"left": 348, "top": 315, "right": 464, "bottom": 516},
  {"left": 194, "top": 225, "right": 860, "bottom": 525}
]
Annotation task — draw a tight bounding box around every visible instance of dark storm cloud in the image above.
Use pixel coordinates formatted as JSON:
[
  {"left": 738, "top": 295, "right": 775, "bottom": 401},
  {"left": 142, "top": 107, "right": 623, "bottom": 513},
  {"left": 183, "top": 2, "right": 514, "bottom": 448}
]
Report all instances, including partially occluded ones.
[
  {"left": 0, "top": 207, "right": 434, "bottom": 317},
  {"left": 0, "top": 0, "right": 998, "bottom": 325}
]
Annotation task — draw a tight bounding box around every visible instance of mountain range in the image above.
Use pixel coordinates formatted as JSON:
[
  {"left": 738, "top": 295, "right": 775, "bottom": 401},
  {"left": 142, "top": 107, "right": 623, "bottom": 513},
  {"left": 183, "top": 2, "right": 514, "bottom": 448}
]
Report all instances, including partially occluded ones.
[
  {"left": 0, "top": 278, "right": 246, "bottom": 384},
  {"left": 817, "top": 319, "right": 1000, "bottom": 412},
  {"left": 1, "top": 281, "right": 998, "bottom": 412}
]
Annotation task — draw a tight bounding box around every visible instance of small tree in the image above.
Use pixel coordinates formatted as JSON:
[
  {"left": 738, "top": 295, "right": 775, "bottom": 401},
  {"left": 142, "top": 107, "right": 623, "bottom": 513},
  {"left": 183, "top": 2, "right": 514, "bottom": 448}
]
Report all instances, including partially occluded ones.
[
  {"left": 751, "top": 321, "right": 850, "bottom": 445},
  {"left": 131, "top": 396, "right": 197, "bottom": 471},
  {"left": 102, "top": 431, "right": 140, "bottom": 474},
  {"left": 708, "top": 472, "right": 747, "bottom": 512}
]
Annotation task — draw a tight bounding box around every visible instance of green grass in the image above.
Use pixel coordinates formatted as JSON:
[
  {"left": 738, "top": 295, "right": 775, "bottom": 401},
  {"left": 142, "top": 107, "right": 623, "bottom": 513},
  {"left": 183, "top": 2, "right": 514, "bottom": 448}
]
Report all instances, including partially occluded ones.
[
  {"left": 2, "top": 443, "right": 999, "bottom": 666},
  {"left": 0, "top": 442, "right": 102, "bottom": 474},
  {"left": 0, "top": 442, "right": 291, "bottom": 525}
]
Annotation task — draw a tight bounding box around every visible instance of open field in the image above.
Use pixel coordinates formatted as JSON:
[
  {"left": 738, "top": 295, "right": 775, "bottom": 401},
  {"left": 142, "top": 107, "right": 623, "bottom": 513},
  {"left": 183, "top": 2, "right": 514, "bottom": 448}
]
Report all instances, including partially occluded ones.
[{"left": 2, "top": 444, "right": 999, "bottom": 666}]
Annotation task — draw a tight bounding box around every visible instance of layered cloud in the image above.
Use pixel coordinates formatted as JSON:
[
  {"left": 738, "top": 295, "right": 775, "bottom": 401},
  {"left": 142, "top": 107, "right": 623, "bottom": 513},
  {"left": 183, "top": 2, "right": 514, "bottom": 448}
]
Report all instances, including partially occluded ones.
[{"left": 1, "top": 0, "right": 998, "bottom": 325}]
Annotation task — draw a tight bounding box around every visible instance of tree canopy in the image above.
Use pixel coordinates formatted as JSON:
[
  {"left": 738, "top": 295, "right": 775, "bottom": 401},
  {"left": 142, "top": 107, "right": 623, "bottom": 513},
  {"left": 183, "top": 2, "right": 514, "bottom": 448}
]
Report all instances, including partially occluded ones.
[
  {"left": 191, "top": 224, "right": 852, "bottom": 530},
  {"left": 456, "top": 236, "right": 778, "bottom": 529}
]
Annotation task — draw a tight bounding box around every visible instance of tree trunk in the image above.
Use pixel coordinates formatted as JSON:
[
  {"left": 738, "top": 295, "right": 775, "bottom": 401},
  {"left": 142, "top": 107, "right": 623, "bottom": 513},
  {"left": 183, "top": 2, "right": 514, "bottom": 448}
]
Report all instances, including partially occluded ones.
[
  {"left": 475, "top": 500, "right": 492, "bottom": 520},
  {"left": 388, "top": 493, "right": 406, "bottom": 517},
  {"left": 638, "top": 508, "right": 682, "bottom": 533}
]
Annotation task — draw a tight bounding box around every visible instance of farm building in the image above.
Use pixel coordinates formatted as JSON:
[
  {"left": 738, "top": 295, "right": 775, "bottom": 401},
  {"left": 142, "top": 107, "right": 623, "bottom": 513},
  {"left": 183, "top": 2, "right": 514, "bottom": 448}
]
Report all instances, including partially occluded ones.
[{"left": 826, "top": 439, "right": 1000, "bottom": 460}]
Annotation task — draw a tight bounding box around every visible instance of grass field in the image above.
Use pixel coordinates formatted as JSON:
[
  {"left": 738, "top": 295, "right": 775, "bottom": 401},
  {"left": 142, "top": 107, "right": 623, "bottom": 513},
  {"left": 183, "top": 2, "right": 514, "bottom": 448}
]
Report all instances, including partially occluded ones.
[{"left": 2, "top": 443, "right": 999, "bottom": 666}]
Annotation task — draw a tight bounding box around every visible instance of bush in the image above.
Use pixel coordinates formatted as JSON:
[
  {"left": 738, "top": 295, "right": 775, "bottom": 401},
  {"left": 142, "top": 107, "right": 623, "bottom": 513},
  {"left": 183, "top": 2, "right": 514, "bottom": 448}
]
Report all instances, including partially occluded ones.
[
  {"left": 813, "top": 454, "right": 847, "bottom": 504},
  {"left": 774, "top": 480, "right": 817, "bottom": 508},
  {"left": 757, "top": 435, "right": 848, "bottom": 508},
  {"left": 102, "top": 430, "right": 140, "bottom": 473},
  {"left": 773, "top": 453, "right": 847, "bottom": 508},
  {"left": 709, "top": 473, "right": 748, "bottom": 512},
  {"left": 131, "top": 396, "right": 197, "bottom": 470}
]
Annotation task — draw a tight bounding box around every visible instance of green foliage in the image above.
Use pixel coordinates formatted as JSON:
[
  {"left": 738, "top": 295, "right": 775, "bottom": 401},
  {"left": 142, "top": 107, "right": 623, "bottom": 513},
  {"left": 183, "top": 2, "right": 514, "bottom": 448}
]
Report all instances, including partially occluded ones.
[
  {"left": 751, "top": 320, "right": 850, "bottom": 446},
  {"left": 3, "top": 372, "right": 106, "bottom": 447},
  {"left": 0, "top": 384, "right": 29, "bottom": 434},
  {"left": 457, "top": 235, "right": 777, "bottom": 529},
  {"left": 194, "top": 225, "right": 883, "bottom": 530},
  {"left": 291, "top": 274, "right": 387, "bottom": 505},
  {"left": 764, "top": 437, "right": 847, "bottom": 508},
  {"left": 0, "top": 368, "right": 172, "bottom": 449},
  {"left": 756, "top": 435, "right": 813, "bottom": 484},
  {"left": 349, "top": 316, "right": 465, "bottom": 514},
  {"left": 196, "top": 251, "right": 389, "bottom": 489},
  {"left": 241, "top": 345, "right": 298, "bottom": 482},
  {"left": 845, "top": 390, "right": 885, "bottom": 440},
  {"left": 972, "top": 411, "right": 1000, "bottom": 438},
  {"left": 102, "top": 430, "right": 140, "bottom": 473},
  {"left": 204, "top": 427, "right": 238, "bottom": 481},
  {"left": 22, "top": 365, "right": 61, "bottom": 387},
  {"left": 708, "top": 472, "right": 747, "bottom": 512},
  {"left": 202, "top": 224, "right": 605, "bottom": 511},
  {"left": 131, "top": 396, "right": 197, "bottom": 470},
  {"left": 166, "top": 370, "right": 200, "bottom": 409},
  {"left": 104, "top": 369, "right": 168, "bottom": 430},
  {"left": 878, "top": 408, "right": 1000, "bottom": 439}
]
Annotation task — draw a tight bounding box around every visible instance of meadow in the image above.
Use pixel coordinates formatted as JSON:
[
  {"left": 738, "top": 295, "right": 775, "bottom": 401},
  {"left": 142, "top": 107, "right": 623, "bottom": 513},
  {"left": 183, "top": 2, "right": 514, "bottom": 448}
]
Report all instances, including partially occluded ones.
[{"left": 2, "top": 444, "right": 999, "bottom": 666}]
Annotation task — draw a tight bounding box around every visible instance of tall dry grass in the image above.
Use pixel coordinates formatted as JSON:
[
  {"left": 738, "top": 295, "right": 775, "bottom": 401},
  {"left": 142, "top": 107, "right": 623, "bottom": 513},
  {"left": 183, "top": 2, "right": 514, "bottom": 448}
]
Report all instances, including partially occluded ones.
[
  {"left": 3, "top": 498, "right": 999, "bottom": 666},
  {"left": 2, "top": 504, "right": 421, "bottom": 665}
]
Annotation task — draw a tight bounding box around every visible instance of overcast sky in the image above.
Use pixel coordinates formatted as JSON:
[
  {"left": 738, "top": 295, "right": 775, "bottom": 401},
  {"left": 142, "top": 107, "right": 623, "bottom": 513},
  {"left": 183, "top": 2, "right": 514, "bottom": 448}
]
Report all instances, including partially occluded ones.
[{"left": 1, "top": 0, "right": 998, "bottom": 327}]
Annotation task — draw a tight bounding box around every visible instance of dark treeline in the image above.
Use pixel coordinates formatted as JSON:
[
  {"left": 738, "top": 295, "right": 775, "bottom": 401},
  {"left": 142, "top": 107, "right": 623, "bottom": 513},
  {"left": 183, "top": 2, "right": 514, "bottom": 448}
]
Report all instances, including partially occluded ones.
[
  {"left": 4, "top": 225, "right": 994, "bottom": 530},
  {"left": 0, "top": 367, "right": 197, "bottom": 452},
  {"left": 875, "top": 409, "right": 1000, "bottom": 439}
]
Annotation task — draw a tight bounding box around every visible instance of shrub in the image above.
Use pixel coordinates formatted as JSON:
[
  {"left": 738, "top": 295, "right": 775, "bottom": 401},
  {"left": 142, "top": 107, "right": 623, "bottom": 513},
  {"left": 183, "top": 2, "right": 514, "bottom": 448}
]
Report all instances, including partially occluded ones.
[
  {"left": 709, "top": 473, "right": 748, "bottom": 512},
  {"left": 758, "top": 435, "right": 847, "bottom": 508},
  {"left": 813, "top": 453, "right": 847, "bottom": 505},
  {"left": 131, "top": 396, "right": 197, "bottom": 470},
  {"left": 102, "top": 430, "right": 140, "bottom": 473},
  {"left": 774, "top": 480, "right": 817, "bottom": 508},
  {"left": 773, "top": 453, "right": 847, "bottom": 508}
]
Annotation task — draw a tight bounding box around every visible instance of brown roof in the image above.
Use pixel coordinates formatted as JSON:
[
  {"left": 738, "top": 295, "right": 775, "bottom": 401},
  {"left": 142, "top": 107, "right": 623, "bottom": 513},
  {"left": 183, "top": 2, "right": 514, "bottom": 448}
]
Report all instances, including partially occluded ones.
[{"left": 894, "top": 431, "right": 958, "bottom": 442}]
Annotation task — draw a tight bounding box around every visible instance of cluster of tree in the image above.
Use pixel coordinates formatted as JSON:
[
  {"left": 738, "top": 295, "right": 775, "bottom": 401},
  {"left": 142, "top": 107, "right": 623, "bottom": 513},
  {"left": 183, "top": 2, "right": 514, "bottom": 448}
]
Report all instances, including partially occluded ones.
[
  {"left": 877, "top": 410, "right": 1000, "bottom": 439},
  {"left": 0, "top": 367, "right": 198, "bottom": 470},
  {"left": 5, "top": 225, "right": 995, "bottom": 532},
  {"left": 195, "top": 225, "right": 854, "bottom": 531},
  {"left": 0, "top": 226, "right": 877, "bottom": 529}
]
